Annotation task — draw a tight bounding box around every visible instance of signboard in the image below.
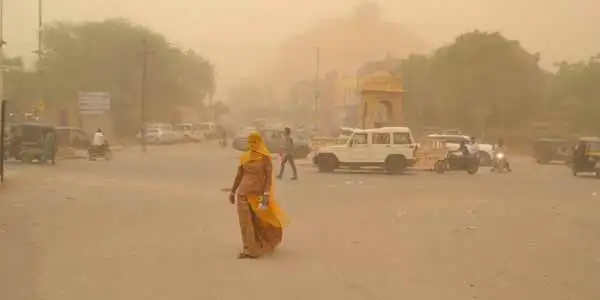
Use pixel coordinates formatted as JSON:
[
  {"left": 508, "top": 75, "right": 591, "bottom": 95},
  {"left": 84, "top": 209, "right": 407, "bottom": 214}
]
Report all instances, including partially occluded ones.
[
  {"left": 36, "top": 99, "right": 45, "bottom": 112},
  {"left": 78, "top": 92, "right": 111, "bottom": 114}
]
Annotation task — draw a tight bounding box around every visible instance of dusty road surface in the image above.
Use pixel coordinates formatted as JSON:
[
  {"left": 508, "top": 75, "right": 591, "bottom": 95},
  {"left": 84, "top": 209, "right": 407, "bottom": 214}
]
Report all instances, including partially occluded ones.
[{"left": 1, "top": 143, "right": 600, "bottom": 300}]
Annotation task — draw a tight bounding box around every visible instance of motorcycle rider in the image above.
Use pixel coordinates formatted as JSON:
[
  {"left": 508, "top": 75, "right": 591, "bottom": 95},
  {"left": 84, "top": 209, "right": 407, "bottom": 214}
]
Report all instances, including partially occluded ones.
[
  {"left": 492, "top": 139, "right": 511, "bottom": 172},
  {"left": 91, "top": 128, "right": 108, "bottom": 155},
  {"left": 453, "top": 140, "right": 471, "bottom": 169},
  {"left": 458, "top": 140, "right": 470, "bottom": 156},
  {"left": 573, "top": 141, "right": 588, "bottom": 169}
]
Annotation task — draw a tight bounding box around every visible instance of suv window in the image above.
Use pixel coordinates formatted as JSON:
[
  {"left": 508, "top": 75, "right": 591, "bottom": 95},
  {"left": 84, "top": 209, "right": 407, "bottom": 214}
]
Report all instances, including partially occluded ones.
[
  {"left": 351, "top": 133, "right": 368, "bottom": 145},
  {"left": 372, "top": 133, "right": 391, "bottom": 145},
  {"left": 393, "top": 132, "right": 413, "bottom": 145}
]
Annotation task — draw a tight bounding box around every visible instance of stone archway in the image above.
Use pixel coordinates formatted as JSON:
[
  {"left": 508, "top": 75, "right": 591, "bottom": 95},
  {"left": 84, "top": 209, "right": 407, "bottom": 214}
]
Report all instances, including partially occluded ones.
[{"left": 359, "top": 71, "right": 404, "bottom": 128}]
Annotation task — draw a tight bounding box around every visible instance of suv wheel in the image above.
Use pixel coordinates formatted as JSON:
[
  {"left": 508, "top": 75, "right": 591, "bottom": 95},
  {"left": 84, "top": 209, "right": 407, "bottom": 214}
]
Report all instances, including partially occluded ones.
[
  {"left": 317, "top": 154, "right": 338, "bottom": 173},
  {"left": 385, "top": 155, "right": 407, "bottom": 174}
]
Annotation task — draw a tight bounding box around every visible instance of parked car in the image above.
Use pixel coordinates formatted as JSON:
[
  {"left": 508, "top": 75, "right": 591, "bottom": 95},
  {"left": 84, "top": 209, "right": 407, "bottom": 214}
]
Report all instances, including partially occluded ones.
[
  {"left": 136, "top": 128, "right": 176, "bottom": 145},
  {"left": 425, "top": 134, "right": 494, "bottom": 166},
  {"left": 312, "top": 127, "right": 418, "bottom": 173},
  {"left": 339, "top": 127, "right": 357, "bottom": 140},
  {"left": 198, "top": 122, "right": 219, "bottom": 139},
  {"left": 140, "top": 123, "right": 176, "bottom": 144},
  {"left": 56, "top": 126, "right": 91, "bottom": 158},
  {"left": 173, "top": 123, "right": 204, "bottom": 143},
  {"left": 232, "top": 127, "right": 311, "bottom": 159},
  {"left": 533, "top": 138, "right": 571, "bottom": 164}
]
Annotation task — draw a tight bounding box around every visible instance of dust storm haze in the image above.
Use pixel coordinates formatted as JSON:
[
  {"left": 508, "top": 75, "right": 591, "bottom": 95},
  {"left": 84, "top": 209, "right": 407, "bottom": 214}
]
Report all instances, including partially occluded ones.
[{"left": 3, "top": 0, "right": 600, "bottom": 95}]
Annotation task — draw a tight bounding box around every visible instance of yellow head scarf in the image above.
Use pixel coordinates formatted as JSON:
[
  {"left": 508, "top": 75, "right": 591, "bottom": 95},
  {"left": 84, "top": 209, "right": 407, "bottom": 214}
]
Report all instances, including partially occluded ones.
[
  {"left": 238, "top": 132, "right": 288, "bottom": 228},
  {"left": 240, "top": 132, "right": 271, "bottom": 165}
]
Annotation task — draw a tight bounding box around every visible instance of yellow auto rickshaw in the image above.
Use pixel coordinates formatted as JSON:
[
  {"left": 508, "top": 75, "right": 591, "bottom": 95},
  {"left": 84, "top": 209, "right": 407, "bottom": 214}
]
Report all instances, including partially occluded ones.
[
  {"left": 414, "top": 137, "right": 449, "bottom": 173},
  {"left": 570, "top": 136, "right": 600, "bottom": 178}
]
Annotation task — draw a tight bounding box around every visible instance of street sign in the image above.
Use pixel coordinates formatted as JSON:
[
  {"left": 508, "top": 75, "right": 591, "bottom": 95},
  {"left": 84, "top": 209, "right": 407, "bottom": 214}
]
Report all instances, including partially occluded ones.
[{"left": 78, "top": 92, "right": 111, "bottom": 111}]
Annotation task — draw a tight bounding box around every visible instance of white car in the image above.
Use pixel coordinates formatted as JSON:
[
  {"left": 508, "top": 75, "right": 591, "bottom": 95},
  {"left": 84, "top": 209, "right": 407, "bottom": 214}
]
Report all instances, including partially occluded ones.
[
  {"left": 339, "top": 127, "right": 358, "bottom": 140},
  {"left": 426, "top": 134, "right": 494, "bottom": 165},
  {"left": 137, "top": 127, "right": 176, "bottom": 145},
  {"left": 312, "top": 127, "right": 418, "bottom": 173},
  {"left": 198, "top": 122, "right": 218, "bottom": 139},
  {"left": 173, "top": 123, "right": 205, "bottom": 143}
]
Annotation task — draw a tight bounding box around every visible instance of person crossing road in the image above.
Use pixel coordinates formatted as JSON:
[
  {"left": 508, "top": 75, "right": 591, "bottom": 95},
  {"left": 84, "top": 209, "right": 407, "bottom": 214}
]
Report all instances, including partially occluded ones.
[{"left": 277, "top": 127, "right": 298, "bottom": 180}]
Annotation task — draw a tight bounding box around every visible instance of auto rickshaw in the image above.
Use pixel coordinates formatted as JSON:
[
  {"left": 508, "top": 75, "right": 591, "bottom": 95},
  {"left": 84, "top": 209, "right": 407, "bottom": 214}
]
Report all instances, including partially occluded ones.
[
  {"left": 56, "top": 126, "right": 91, "bottom": 159},
  {"left": 569, "top": 137, "right": 600, "bottom": 178},
  {"left": 8, "top": 123, "right": 57, "bottom": 164},
  {"left": 533, "top": 138, "right": 570, "bottom": 164},
  {"left": 414, "top": 137, "right": 449, "bottom": 173}
]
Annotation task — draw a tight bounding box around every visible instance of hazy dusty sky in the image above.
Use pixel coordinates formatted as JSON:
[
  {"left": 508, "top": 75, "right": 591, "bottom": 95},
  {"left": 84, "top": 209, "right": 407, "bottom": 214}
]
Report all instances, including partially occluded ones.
[{"left": 3, "top": 0, "right": 599, "bottom": 96}]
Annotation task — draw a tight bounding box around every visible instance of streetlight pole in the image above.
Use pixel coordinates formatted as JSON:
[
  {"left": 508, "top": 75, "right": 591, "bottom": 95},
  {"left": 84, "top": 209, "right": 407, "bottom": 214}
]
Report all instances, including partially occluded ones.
[
  {"left": 0, "top": 0, "right": 5, "bottom": 110},
  {"left": 314, "top": 47, "right": 320, "bottom": 130},
  {"left": 0, "top": 0, "right": 6, "bottom": 182},
  {"left": 34, "top": 0, "right": 44, "bottom": 119},
  {"left": 1, "top": 100, "right": 6, "bottom": 183},
  {"left": 139, "top": 39, "right": 151, "bottom": 153}
]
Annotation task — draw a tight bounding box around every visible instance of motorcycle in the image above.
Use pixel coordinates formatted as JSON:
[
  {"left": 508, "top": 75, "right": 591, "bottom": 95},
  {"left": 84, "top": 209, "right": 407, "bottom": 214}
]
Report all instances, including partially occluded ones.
[
  {"left": 491, "top": 152, "right": 510, "bottom": 172},
  {"left": 446, "top": 151, "right": 480, "bottom": 174},
  {"left": 88, "top": 142, "right": 112, "bottom": 161}
]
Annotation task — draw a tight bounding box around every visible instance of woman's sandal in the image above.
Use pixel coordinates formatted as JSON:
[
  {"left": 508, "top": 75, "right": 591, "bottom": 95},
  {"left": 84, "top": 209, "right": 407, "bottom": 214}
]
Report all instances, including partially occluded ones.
[{"left": 237, "top": 252, "right": 256, "bottom": 259}]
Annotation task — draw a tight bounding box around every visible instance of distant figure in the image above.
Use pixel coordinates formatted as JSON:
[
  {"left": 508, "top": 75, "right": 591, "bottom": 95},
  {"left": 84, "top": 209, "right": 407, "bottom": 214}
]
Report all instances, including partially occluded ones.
[
  {"left": 277, "top": 127, "right": 298, "bottom": 180},
  {"left": 43, "top": 131, "right": 56, "bottom": 164},
  {"left": 573, "top": 141, "right": 588, "bottom": 167},
  {"left": 218, "top": 125, "right": 227, "bottom": 148},
  {"left": 92, "top": 128, "right": 105, "bottom": 147}
]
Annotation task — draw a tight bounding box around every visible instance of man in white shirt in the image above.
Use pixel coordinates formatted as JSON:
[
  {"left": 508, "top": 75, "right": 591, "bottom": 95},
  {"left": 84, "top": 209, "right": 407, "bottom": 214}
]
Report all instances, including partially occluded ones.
[{"left": 92, "top": 128, "right": 105, "bottom": 147}]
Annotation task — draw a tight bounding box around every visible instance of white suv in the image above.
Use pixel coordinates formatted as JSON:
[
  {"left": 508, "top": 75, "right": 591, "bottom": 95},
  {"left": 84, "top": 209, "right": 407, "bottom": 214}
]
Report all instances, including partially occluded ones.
[{"left": 312, "top": 127, "right": 418, "bottom": 173}]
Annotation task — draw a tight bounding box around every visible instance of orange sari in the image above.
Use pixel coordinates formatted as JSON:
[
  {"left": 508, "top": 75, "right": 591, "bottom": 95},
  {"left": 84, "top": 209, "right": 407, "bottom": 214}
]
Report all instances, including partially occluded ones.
[{"left": 236, "top": 132, "right": 288, "bottom": 258}]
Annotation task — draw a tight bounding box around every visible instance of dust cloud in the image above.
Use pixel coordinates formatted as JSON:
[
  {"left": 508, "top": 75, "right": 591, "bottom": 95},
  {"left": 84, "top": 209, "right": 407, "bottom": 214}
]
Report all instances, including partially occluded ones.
[{"left": 3, "top": 0, "right": 600, "bottom": 96}]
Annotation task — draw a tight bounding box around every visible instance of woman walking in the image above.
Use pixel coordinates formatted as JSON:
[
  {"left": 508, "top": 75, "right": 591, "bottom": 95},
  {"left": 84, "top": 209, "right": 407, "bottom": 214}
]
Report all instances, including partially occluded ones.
[{"left": 229, "top": 132, "right": 288, "bottom": 259}]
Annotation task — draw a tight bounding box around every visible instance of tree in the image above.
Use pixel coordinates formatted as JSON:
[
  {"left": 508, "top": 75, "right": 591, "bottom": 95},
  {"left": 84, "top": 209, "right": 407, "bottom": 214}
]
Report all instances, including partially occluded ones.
[
  {"left": 35, "top": 18, "right": 215, "bottom": 135},
  {"left": 396, "top": 54, "right": 433, "bottom": 124},
  {"left": 550, "top": 54, "right": 600, "bottom": 132},
  {"left": 394, "top": 31, "right": 545, "bottom": 133},
  {"left": 4, "top": 56, "right": 37, "bottom": 111}
]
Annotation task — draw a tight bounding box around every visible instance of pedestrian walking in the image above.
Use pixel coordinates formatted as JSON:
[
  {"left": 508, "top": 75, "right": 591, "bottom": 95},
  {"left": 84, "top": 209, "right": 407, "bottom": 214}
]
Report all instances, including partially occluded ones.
[
  {"left": 229, "top": 132, "right": 289, "bottom": 259},
  {"left": 277, "top": 127, "right": 298, "bottom": 180}
]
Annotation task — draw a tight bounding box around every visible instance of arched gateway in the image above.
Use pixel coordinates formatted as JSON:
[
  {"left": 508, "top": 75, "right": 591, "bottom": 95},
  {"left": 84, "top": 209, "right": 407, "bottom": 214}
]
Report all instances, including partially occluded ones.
[{"left": 359, "top": 71, "right": 405, "bottom": 128}]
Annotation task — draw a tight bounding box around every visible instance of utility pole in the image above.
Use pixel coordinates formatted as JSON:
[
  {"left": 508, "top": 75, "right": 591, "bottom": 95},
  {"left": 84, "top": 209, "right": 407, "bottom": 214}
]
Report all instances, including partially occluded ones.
[
  {"left": 0, "top": 0, "right": 6, "bottom": 183},
  {"left": 1, "top": 100, "right": 5, "bottom": 183},
  {"left": 0, "top": 0, "right": 5, "bottom": 112},
  {"left": 139, "top": 39, "right": 152, "bottom": 153},
  {"left": 314, "top": 47, "right": 320, "bottom": 130},
  {"left": 34, "top": 0, "right": 44, "bottom": 119}
]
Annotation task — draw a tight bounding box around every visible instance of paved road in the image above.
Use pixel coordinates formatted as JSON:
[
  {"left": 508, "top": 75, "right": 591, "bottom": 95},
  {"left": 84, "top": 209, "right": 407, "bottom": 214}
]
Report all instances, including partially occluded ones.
[{"left": 1, "top": 144, "right": 600, "bottom": 300}]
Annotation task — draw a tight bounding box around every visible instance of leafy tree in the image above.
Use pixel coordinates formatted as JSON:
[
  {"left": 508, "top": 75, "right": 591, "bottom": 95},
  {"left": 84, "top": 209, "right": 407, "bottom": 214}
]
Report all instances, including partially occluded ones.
[
  {"left": 426, "top": 31, "right": 545, "bottom": 132},
  {"left": 34, "top": 18, "right": 214, "bottom": 135},
  {"left": 396, "top": 54, "right": 433, "bottom": 124},
  {"left": 550, "top": 54, "right": 600, "bottom": 132},
  {"left": 392, "top": 31, "right": 545, "bottom": 134},
  {"left": 3, "top": 56, "right": 37, "bottom": 111}
]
